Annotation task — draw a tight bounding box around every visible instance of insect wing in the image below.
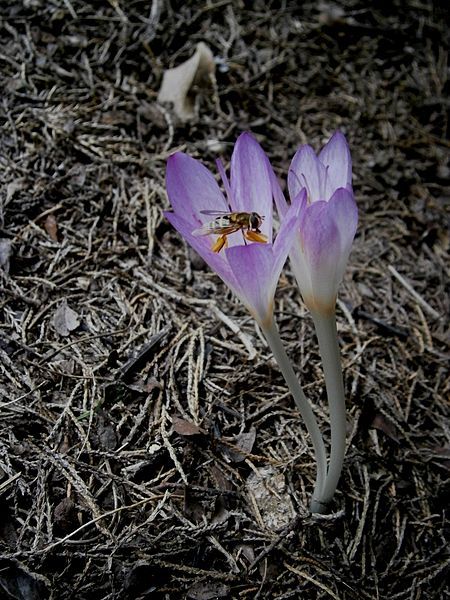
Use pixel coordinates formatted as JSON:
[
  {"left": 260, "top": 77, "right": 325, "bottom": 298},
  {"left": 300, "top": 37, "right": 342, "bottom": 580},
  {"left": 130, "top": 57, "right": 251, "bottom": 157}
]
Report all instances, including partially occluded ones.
[
  {"left": 199, "top": 209, "right": 233, "bottom": 216},
  {"left": 192, "top": 215, "right": 236, "bottom": 237},
  {"left": 192, "top": 220, "right": 219, "bottom": 236}
]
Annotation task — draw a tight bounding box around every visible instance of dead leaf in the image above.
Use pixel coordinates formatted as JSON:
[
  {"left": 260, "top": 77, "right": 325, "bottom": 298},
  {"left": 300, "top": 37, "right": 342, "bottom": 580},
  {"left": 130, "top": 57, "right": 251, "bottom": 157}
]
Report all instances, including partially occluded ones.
[
  {"left": 6, "top": 180, "right": 25, "bottom": 204},
  {"left": 183, "top": 486, "right": 208, "bottom": 523},
  {"left": 52, "top": 358, "right": 76, "bottom": 375},
  {"left": 247, "top": 466, "right": 295, "bottom": 530},
  {"left": 52, "top": 302, "right": 80, "bottom": 337},
  {"left": 211, "top": 501, "right": 229, "bottom": 525},
  {"left": 98, "top": 422, "right": 118, "bottom": 451},
  {"left": 236, "top": 544, "right": 255, "bottom": 564},
  {"left": 187, "top": 582, "right": 230, "bottom": 600},
  {"left": 0, "top": 239, "right": 12, "bottom": 274},
  {"left": 54, "top": 497, "right": 76, "bottom": 532},
  {"left": 427, "top": 445, "right": 450, "bottom": 471},
  {"left": 371, "top": 413, "right": 399, "bottom": 442},
  {"left": 44, "top": 214, "right": 58, "bottom": 241},
  {"left": 120, "top": 328, "right": 170, "bottom": 382},
  {"left": 0, "top": 559, "right": 50, "bottom": 600},
  {"left": 209, "top": 464, "right": 232, "bottom": 492},
  {"left": 158, "top": 42, "right": 215, "bottom": 121},
  {"left": 100, "top": 110, "right": 134, "bottom": 126},
  {"left": 223, "top": 428, "right": 256, "bottom": 463},
  {"left": 172, "top": 415, "right": 205, "bottom": 436}
]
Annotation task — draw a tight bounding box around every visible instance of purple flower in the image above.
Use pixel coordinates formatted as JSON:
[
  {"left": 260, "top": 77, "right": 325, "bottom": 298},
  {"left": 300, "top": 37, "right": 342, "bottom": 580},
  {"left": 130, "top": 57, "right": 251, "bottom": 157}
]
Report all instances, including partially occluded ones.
[
  {"left": 164, "top": 133, "right": 303, "bottom": 325},
  {"left": 274, "top": 132, "right": 358, "bottom": 315}
]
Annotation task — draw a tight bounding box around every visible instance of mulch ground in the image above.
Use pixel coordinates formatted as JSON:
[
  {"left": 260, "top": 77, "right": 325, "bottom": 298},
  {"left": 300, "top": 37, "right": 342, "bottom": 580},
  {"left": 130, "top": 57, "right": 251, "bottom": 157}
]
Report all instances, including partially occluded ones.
[{"left": 0, "top": 1, "right": 448, "bottom": 599}]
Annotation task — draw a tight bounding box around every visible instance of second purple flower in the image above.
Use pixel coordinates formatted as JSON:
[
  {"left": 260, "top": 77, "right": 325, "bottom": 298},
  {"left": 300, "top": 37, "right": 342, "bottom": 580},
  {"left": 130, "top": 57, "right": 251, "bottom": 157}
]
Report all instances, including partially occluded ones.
[{"left": 274, "top": 131, "right": 358, "bottom": 316}]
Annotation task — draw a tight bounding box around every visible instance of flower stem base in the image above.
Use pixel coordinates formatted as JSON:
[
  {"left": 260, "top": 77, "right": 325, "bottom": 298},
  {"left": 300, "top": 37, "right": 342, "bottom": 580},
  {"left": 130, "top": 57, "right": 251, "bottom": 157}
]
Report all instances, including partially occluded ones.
[{"left": 261, "top": 318, "right": 328, "bottom": 513}]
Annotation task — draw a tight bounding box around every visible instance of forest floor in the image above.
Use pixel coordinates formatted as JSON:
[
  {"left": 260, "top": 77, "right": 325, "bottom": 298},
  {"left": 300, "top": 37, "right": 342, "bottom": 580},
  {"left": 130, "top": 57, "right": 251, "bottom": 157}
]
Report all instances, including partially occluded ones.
[{"left": 0, "top": 1, "right": 448, "bottom": 599}]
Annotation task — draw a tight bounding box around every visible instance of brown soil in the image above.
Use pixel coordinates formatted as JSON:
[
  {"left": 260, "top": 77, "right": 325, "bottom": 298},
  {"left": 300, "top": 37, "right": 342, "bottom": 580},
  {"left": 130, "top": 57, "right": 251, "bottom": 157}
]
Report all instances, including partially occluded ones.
[{"left": 0, "top": 1, "right": 448, "bottom": 599}]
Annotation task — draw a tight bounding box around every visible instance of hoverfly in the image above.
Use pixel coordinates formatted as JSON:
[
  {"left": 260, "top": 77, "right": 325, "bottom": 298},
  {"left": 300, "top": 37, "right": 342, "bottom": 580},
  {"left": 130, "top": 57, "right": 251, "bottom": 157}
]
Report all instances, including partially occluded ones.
[{"left": 192, "top": 210, "right": 268, "bottom": 253}]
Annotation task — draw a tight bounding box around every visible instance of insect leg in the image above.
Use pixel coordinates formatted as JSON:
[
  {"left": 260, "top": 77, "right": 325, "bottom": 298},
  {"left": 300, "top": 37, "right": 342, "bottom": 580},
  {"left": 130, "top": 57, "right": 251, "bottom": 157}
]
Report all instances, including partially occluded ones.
[
  {"left": 212, "top": 234, "right": 228, "bottom": 253},
  {"left": 245, "top": 230, "right": 268, "bottom": 244}
]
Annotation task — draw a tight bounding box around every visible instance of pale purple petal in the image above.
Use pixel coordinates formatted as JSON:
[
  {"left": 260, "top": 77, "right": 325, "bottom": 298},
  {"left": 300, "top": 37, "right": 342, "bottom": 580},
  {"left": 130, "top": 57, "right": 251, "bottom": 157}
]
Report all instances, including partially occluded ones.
[
  {"left": 164, "top": 211, "right": 239, "bottom": 293},
  {"left": 215, "top": 158, "right": 235, "bottom": 210},
  {"left": 327, "top": 187, "right": 358, "bottom": 283},
  {"left": 289, "top": 236, "right": 313, "bottom": 306},
  {"left": 230, "top": 132, "right": 273, "bottom": 242},
  {"left": 300, "top": 201, "right": 341, "bottom": 310},
  {"left": 327, "top": 188, "right": 358, "bottom": 250},
  {"left": 271, "top": 218, "right": 300, "bottom": 299},
  {"left": 272, "top": 189, "right": 306, "bottom": 279},
  {"left": 288, "top": 145, "right": 327, "bottom": 203},
  {"left": 225, "top": 244, "right": 274, "bottom": 323},
  {"left": 166, "top": 152, "right": 228, "bottom": 224},
  {"left": 270, "top": 167, "right": 288, "bottom": 218},
  {"left": 300, "top": 202, "right": 339, "bottom": 265},
  {"left": 318, "top": 131, "right": 352, "bottom": 199}
]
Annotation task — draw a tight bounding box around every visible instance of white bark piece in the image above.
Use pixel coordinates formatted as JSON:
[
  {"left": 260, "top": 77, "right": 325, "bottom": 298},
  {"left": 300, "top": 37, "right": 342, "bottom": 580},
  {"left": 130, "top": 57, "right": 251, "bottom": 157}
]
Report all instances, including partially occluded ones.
[{"left": 158, "top": 42, "right": 215, "bottom": 121}]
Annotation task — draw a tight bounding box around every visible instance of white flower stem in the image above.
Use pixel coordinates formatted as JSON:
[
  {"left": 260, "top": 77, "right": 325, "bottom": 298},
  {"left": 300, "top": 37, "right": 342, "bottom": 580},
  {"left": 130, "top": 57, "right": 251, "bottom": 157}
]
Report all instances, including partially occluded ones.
[
  {"left": 311, "top": 311, "right": 347, "bottom": 506},
  {"left": 261, "top": 317, "right": 328, "bottom": 513}
]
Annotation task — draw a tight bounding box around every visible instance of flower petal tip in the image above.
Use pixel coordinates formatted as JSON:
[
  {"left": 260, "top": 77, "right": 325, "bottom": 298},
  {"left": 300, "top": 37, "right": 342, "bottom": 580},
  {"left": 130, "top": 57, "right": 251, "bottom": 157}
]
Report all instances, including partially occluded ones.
[{"left": 166, "top": 151, "right": 183, "bottom": 165}]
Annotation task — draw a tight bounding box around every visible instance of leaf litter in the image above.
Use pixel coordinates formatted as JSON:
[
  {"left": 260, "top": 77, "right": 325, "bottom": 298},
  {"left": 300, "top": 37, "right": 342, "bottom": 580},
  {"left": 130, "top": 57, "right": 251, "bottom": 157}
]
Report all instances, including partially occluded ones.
[{"left": 0, "top": 1, "right": 448, "bottom": 599}]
